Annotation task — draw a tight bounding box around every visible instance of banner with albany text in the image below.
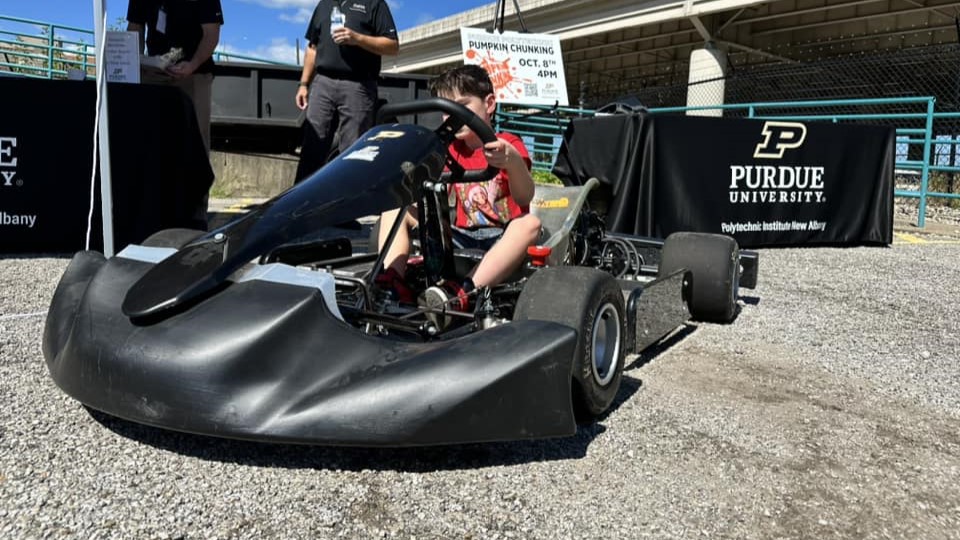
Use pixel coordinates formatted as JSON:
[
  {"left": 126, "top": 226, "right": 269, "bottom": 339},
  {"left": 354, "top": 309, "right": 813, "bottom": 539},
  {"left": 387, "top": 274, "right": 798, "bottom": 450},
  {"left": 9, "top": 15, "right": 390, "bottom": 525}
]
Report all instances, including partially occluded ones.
[
  {"left": 460, "top": 28, "right": 568, "bottom": 106},
  {"left": 0, "top": 78, "right": 212, "bottom": 254}
]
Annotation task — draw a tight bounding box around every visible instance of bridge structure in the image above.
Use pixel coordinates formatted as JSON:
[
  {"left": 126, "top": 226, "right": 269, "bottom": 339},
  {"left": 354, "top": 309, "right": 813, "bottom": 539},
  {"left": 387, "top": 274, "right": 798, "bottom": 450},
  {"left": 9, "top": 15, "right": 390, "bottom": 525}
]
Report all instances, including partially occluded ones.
[{"left": 386, "top": 0, "right": 960, "bottom": 109}]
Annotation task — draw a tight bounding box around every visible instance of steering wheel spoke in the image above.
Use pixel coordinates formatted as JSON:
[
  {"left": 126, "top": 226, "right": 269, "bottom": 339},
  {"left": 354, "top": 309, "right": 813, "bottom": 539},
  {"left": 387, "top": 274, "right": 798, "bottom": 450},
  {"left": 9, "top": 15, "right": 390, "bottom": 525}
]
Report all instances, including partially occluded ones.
[
  {"left": 377, "top": 98, "right": 500, "bottom": 184},
  {"left": 436, "top": 116, "right": 465, "bottom": 146}
]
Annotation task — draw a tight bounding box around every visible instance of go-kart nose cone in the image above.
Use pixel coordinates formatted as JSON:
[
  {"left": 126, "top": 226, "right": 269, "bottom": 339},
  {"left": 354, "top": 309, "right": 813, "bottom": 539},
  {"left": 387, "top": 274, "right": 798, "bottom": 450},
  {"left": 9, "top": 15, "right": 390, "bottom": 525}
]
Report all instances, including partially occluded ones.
[{"left": 122, "top": 238, "right": 227, "bottom": 318}]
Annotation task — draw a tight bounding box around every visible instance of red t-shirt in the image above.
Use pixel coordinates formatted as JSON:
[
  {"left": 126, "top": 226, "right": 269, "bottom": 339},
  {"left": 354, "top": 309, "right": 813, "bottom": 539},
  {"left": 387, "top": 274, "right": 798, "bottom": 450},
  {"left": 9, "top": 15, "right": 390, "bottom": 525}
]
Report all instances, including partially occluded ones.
[{"left": 447, "top": 132, "right": 532, "bottom": 230}]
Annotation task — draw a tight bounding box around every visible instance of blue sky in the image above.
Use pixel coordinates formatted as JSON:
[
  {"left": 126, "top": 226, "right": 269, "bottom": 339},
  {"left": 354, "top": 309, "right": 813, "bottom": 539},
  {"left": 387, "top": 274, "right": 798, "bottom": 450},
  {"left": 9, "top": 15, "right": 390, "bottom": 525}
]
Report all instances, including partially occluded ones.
[{"left": 2, "top": 0, "right": 492, "bottom": 63}]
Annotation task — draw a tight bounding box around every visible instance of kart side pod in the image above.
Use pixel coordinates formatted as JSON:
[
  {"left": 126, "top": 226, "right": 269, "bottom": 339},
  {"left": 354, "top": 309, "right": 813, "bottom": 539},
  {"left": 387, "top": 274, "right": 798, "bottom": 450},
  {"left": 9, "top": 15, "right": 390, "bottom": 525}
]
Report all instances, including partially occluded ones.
[{"left": 623, "top": 269, "right": 692, "bottom": 353}]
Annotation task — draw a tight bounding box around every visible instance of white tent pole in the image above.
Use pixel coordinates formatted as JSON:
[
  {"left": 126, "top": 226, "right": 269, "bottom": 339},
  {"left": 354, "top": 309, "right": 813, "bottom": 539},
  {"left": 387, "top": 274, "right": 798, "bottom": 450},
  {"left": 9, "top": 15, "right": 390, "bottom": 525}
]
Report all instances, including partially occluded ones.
[{"left": 92, "top": 0, "right": 115, "bottom": 256}]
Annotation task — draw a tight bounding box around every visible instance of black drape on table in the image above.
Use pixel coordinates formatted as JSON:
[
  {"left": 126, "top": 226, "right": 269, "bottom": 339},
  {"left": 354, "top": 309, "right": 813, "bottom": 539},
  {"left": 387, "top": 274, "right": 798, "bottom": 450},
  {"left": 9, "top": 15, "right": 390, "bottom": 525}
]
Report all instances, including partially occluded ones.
[
  {"left": 551, "top": 113, "right": 655, "bottom": 235},
  {"left": 0, "top": 78, "right": 213, "bottom": 254},
  {"left": 552, "top": 112, "right": 894, "bottom": 248}
]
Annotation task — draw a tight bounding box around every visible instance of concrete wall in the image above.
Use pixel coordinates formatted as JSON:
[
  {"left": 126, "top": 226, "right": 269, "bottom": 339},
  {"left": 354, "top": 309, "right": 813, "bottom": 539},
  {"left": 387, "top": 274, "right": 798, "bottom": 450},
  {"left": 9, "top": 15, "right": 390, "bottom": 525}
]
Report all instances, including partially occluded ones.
[{"left": 209, "top": 151, "right": 298, "bottom": 198}]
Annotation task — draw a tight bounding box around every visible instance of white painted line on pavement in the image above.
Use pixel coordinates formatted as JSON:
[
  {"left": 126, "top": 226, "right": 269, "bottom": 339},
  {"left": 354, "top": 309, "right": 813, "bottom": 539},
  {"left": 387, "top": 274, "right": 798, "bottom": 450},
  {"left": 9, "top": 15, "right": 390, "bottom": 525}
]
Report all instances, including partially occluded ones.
[{"left": 0, "top": 311, "right": 47, "bottom": 321}]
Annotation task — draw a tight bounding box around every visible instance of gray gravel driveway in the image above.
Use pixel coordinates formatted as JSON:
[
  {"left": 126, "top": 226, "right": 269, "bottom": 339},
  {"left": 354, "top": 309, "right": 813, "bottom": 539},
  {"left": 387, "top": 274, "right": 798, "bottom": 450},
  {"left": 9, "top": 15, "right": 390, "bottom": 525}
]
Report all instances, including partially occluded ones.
[{"left": 1, "top": 231, "right": 959, "bottom": 539}]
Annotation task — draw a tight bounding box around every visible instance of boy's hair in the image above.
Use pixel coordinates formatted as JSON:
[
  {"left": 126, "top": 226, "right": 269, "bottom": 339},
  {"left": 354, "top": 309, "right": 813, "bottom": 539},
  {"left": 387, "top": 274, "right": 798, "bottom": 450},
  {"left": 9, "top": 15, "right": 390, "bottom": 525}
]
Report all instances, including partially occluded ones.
[{"left": 429, "top": 64, "right": 494, "bottom": 99}]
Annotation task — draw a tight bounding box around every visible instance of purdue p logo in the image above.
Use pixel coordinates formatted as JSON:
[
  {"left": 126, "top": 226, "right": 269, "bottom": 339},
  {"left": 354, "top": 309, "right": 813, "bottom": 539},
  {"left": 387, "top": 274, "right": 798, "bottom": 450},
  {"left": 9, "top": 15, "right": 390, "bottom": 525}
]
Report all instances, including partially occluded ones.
[
  {"left": 753, "top": 121, "right": 807, "bottom": 159},
  {"left": 368, "top": 130, "right": 405, "bottom": 142}
]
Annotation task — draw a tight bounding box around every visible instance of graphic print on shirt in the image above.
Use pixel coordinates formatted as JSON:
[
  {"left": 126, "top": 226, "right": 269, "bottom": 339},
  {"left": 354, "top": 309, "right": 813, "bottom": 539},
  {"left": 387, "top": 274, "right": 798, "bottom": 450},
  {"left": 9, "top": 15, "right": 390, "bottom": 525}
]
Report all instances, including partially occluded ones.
[{"left": 455, "top": 179, "right": 513, "bottom": 228}]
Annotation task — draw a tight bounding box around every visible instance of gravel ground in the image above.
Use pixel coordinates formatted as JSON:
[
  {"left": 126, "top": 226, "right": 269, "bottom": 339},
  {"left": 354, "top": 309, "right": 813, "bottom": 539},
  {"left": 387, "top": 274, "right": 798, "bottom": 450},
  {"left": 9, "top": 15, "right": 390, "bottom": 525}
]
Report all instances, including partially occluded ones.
[{"left": 2, "top": 230, "right": 960, "bottom": 539}]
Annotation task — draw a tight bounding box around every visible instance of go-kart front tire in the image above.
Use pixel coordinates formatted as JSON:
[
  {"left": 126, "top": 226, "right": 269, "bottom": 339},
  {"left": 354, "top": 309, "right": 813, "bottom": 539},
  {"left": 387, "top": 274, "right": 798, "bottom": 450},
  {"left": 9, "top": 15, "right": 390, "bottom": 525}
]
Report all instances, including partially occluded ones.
[
  {"left": 514, "top": 266, "right": 626, "bottom": 421},
  {"left": 659, "top": 232, "right": 740, "bottom": 323}
]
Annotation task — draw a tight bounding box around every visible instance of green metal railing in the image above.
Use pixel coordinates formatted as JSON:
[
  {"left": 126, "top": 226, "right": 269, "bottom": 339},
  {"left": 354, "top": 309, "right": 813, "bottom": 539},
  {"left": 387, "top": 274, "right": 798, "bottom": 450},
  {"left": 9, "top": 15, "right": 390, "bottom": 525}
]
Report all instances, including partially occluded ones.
[
  {"left": 0, "top": 15, "right": 95, "bottom": 79},
  {"left": 498, "top": 97, "right": 953, "bottom": 228},
  {"left": 0, "top": 14, "right": 295, "bottom": 80},
  {"left": 212, "top": 50, "right": 296, "bottom": 66},
  {"left": 495, "top": 103, "right": 594, "bottom": 172}
]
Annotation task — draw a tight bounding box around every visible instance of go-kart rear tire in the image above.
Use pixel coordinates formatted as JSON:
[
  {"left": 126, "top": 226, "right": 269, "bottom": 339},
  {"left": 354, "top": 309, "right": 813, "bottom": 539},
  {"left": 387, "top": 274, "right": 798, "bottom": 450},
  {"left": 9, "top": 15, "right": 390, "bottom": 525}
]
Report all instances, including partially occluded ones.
[
  {"left": 659, "top": 232, "right": 740, "bottom": 323},
  {"left": 514, "top": 266, "right": 626, "bottom": 421},
  {"left": 141, "top": 228, "right": 205, "bottom": 249}
]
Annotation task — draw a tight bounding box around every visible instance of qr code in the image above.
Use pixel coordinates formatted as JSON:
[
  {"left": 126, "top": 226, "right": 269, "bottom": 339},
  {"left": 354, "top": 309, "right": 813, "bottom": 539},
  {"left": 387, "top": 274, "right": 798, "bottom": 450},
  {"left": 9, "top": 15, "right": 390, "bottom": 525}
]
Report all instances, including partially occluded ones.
[{"left": 524, "top": 83, "right": 538, "bottom": 97}]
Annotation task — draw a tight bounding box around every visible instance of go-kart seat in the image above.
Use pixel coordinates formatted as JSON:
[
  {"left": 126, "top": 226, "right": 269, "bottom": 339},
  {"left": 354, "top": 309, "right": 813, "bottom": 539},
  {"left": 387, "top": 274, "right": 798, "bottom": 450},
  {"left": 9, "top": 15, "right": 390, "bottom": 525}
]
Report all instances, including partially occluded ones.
[
  {"left": 448, "top": 173, "right": 596, "bottom": 275},
  {"left": 530, "top": 177, "right": 600, "bottom": 266}
]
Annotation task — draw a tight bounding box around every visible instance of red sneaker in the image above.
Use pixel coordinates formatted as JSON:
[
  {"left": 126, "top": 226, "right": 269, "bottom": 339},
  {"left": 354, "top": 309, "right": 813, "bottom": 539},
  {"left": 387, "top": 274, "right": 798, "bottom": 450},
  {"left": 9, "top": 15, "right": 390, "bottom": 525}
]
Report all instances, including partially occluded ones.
[
  {"left": 422, "top": 281, "right": 469, "bottom": 312},
  {"left": 445, "top": 280, "right": 470, "bottom": 312},
  {"left": 374, "top": 267, "right": 415, "bottom": 304},
  {"left": 420, "top": 281, "right": 471, "bottom": 330}
]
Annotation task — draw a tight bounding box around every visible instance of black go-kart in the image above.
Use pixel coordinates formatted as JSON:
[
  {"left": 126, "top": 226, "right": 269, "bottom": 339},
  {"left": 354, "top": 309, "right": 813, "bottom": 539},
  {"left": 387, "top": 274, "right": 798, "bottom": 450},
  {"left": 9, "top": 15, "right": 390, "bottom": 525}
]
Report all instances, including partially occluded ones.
[{"left": 42, "top": 98, "right": 758, "bottom": 447}]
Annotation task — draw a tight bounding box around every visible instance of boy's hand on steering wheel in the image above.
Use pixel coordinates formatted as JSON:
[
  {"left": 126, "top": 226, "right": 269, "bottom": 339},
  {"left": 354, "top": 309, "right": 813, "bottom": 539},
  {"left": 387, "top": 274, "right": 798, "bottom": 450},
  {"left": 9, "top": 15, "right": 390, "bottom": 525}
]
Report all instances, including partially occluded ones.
[{"left": 483, "top": 138, "right": 517, "bottom": 169}]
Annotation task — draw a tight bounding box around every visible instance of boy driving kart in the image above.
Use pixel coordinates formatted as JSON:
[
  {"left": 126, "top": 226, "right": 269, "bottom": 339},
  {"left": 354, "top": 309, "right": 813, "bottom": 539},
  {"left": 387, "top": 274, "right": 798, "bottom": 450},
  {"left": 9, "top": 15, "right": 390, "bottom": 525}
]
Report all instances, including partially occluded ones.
[{"left": 376, "top": 64, "right": 542, "bottom": 309}]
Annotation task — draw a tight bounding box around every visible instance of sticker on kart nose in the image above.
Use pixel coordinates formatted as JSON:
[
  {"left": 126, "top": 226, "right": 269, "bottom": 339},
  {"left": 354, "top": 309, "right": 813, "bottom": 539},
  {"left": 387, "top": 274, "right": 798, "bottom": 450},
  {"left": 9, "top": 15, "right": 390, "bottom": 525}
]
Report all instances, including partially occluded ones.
[
  {"left": 344, "top": 146, "right": 381, "bottom": 162},
  {"left": 367, "top": 131, "right": 405, "bottom": 142}
]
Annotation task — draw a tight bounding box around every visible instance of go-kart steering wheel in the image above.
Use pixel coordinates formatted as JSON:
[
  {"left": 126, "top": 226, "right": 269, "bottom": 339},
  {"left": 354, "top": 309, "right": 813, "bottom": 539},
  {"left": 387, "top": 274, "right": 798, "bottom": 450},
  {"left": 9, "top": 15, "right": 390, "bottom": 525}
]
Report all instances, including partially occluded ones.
[{"left": 377, "top": 97, "right": 500, "bottom": 183}]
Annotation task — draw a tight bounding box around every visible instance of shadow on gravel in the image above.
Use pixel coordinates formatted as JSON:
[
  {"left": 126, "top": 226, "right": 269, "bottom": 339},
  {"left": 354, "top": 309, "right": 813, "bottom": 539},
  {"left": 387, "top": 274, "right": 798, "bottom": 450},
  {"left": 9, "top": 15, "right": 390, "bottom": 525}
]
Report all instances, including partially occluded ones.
[
  {"left": 626, "top": 324, "right": 697, "bottom": 371},
  {"left": 86, "top": 400, "right": 626, "bottom": 471}
]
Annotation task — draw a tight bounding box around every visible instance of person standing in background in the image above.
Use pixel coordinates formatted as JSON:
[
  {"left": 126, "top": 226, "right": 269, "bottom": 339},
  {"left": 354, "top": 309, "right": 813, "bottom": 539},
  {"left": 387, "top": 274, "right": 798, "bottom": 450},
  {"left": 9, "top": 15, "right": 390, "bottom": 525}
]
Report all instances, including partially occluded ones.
[
  {"left": 294, "top": 0, "right": 399, "bottom": 183},
  {"left": 127, "top": 0, "right": 223, "bottom": 154},
  {"left": 127, "top": 0, "right": 223, "bottom": 229}
]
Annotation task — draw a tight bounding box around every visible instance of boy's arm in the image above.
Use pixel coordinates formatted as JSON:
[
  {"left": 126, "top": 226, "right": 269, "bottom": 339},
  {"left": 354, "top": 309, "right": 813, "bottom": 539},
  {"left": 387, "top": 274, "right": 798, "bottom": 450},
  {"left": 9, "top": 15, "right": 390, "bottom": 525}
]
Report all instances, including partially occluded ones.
[
  {"left": 332, "top": 30, "right": 399, "bottom": 56},
  {"left": 169, "top": 23, "right": 220, "bottom": 77},
  {"left": 484, "top": 137, "right": 535, "bottom": 207}
]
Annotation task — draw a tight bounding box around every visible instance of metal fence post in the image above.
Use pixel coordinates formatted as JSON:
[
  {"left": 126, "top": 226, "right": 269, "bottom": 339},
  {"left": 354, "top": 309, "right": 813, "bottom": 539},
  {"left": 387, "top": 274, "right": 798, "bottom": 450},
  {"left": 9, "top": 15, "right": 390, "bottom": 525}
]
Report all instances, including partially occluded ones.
[
  {"left": 46, "top": 23, "right": 54, "bottom": 79},
  {"left": 918, "top": 98, "right": 935, "bottom": 228}
]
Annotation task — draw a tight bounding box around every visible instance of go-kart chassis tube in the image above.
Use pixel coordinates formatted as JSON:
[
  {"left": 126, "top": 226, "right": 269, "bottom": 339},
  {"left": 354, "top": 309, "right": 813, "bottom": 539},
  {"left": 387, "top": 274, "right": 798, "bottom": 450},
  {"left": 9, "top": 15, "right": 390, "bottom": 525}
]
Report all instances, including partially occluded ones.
[
  {"left": 417, "top": 181, "right": 457, "bottom": 286},
  {"left": 605, "top": 231, "right": 759, "bottom": 290},
  {"left": 367, "top": 201, "right": 412, "bottom": 289}
]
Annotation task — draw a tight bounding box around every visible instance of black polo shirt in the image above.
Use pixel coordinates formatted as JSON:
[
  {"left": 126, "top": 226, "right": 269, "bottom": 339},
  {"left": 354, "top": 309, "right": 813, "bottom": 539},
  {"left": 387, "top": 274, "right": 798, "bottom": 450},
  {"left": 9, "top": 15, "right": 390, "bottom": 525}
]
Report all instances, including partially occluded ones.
[
  {"left": 305, "top": 0, "right": 398, "bottom": 81},
  {"left": 127, "top": 0, "right": 224, "bottom": 74}
]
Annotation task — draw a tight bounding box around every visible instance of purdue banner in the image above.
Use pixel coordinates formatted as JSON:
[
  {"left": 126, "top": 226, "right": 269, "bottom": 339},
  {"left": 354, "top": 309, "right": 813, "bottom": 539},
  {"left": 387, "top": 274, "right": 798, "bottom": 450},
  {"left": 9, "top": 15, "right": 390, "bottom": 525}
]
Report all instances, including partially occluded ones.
[
  {"left": 653, "top": 115, "right": 894, "bottom": 247},
  {"left": 554, "top": 114, "right": 894, "bottom": 247}
]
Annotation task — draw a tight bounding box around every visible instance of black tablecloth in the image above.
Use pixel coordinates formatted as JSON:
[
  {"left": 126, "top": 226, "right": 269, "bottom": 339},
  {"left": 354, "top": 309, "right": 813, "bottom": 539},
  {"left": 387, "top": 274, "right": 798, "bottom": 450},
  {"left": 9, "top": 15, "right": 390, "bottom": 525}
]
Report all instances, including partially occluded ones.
[
  {"left": 553, "top": 113, "right": 894, "bottom": 247},
  {"left": 551, "top": 113, "right": 653, "bottom": 235},
  {"left": 0, "top": 78, "right": 213, "bottom": 254}
]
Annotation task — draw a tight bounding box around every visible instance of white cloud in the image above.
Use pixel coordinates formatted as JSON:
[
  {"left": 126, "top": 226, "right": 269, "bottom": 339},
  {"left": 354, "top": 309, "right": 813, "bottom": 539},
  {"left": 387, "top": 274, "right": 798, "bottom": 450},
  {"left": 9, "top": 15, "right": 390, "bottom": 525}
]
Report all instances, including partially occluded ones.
[
  {"left": 279, "top": 8, "right": 313, "bottom": 24},
  {"left": 240, "top": 0, "right": 407, "bottom": 26},
  {"left": 218, "top": 38, "right": 303, "bottom": 65},
  {"left": 235, "top": 0, "right": 315, "bottom": 25},
  {"left": 237, "top": 0, "right": 316, "bottom": 9},
  {"left": 415, "top": 13, "right": 436, "bottom": 26}
]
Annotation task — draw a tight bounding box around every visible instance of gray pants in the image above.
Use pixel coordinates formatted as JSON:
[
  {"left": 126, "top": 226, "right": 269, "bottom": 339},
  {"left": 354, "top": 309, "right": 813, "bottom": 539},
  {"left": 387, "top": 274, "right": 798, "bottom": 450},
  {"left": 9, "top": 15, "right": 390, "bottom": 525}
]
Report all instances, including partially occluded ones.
[
  {"left": 295, "top": 73, "right": 377, "bottom": 183},
  {"left": 141, "top": 70, "right": 214, "bottom": 226},
  {"left": 142, "top": 71, "right": 213, "bottom": 154}
]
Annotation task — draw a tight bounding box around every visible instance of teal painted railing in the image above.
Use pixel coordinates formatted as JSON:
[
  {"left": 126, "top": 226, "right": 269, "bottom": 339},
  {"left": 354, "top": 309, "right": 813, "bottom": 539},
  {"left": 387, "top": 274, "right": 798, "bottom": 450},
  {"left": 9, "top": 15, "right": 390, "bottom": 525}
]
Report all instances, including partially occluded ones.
[
  {"left": 495, "top": 103, "right": 595, "bottom": 172},
  {"left": 0, "top": 14, "right": 295, "bottom": 80},
  {"left": 0, "top": 15, "right": 95, "bottom": 78},
  {"left": 498, "top": 97, "right": 953, "bottom": 228},
  {"left": 212, "top": 50, "right": 296, "bottom": 66}
]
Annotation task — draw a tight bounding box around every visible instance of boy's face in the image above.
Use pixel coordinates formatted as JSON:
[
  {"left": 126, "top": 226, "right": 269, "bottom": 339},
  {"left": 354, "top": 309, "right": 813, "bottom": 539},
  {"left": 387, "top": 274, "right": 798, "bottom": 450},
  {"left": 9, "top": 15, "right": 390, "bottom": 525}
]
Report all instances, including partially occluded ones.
[{"left": 439, "top": 90, "right": 496, "bottom": 149}]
